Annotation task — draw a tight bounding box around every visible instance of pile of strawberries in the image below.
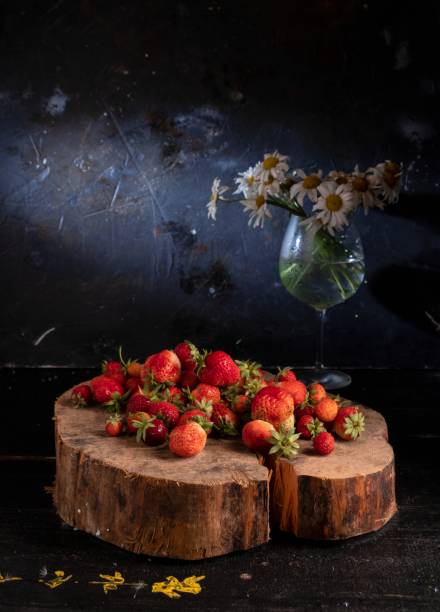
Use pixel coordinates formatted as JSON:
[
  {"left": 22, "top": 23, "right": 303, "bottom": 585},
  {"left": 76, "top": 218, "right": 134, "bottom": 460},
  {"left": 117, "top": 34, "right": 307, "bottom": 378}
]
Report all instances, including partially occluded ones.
[{"left": 71, "top": 342, "right": 365, "bottom": 459}]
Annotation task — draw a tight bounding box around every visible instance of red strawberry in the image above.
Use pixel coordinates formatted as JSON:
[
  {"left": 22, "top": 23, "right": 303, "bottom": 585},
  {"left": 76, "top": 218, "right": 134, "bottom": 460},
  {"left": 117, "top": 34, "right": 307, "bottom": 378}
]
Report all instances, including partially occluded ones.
[
  {"left": 178, "top": 409, "right": 213, "bottom": 432},
  {"left": 295, "top": 405, "right": 315, "bottom": 421},
  {"left": 211, "top": 402, "right": 240, "bottom": 436},
  {"left": 174, "top": 340, "right": 200, "bottom": 370},
  {"left": 333, "top": 406, "right": 365, "bottom": 441},
  {"left": 277, "top": 368, "right": 297, "bottom": 382},
  {"left": 251, "top": 386, "right": 294, "bottom": 430},
  {"left": 313, "top": 431, "right": 335, "bottom": 455},
  {"left": 179, "top": 367, "right": 199, "bottom": 389},
  {"left": 141, "top": 350, "right": 181, "bottom": 385},
  {"left": 315, "top": 397, "right": 339, "bottom": 423},
  {"left": 191, "top": 383, "right": 221, "bottom": 404},
  {"left": 105, "top": 415, "right": 123, "bottom": 437},
  {"left": 199, "top": 351, "right": 240, "bottom": 387},
  {"left": 169, "top": 422, "right": 207, "bottom": 457},
  {"left": 232, "top": 394, "right": 250, "bottom": 414},
  {"left": 297, "top": 415, "right": 326, "bottom": 439},
  {"left": 276, "top": 380, "right": 307, "bottom": 407},
  {"left": 72, "top": 384, "right": 92, "bottom": 406},
  {"left": 125, "top": 377, "right": 142, "bottom": 394},
  {"left": 127, "top": 392, "right": 153, "bottom": 414},
  {"left": 308, "top": 383, "right": 326, "bottom": 404},
  {"left": 242, "top": 420, "right": 275, "bottom": 454},
  {"left": 148, "top": 401, "right": 180, "bottom": 429},
  {"left": 127, "top": 410, "right": 150, "bottom": 434},
  {"left": 91, "top": 376, "right": 124, "bottom": 405},
  {"left": 134, "top": 416, "right": 168, "bottom": 446},
  {"left": 102, "top": 360, "right": 126, "bottom": 385}
]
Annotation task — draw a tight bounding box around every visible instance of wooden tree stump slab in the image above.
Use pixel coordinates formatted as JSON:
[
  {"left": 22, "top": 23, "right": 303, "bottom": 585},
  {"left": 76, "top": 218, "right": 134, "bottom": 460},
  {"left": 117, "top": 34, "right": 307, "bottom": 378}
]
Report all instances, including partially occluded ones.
[
  {"left": 269, "top": 406, "right": 397, "bottom": 539},
  {"left": 54, "top": 388, "right": 269, "bottom": 560},
  {"left": 54, "top": 385, "right": 397, "bottom": 558}
]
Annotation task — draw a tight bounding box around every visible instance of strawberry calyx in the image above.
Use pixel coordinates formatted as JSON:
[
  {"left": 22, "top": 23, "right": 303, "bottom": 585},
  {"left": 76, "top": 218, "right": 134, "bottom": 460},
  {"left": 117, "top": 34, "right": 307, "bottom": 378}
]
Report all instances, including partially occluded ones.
[
  {"left": 236, "top": 360, "right": 263, "bottom": 381},
  {"left": 343, "top": 411, "right": 365, "bottom": 439},
  {"left": 306, "top": 418, "right": 326, "bottom": 439},
  {"left": 118, "top": 345, "right": 140, "bottom": 375},
  {"left": 187, "top": 415, "right": 213, "bottom": 433},
  {"left": 193, "top": 398, "right": 213, "bottom": 416},
  {"left": 214, "top": 416, "right": 239, "bottom": 437},
  {"left": 104, "top": 391, "right": 124, "bottom": 415},
  {"left": 269, "top": 426, "right": 301, "bottom": 459},
  {"left": 132, "top": 414, "right": 155, "bottom": 443}
]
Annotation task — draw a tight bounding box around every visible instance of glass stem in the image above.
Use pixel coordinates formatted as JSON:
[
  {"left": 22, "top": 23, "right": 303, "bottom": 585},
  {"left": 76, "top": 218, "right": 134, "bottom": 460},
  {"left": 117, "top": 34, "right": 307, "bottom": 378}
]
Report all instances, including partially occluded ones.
[{"left": 315, "top": 309, "right": 326, "bottom": 370}]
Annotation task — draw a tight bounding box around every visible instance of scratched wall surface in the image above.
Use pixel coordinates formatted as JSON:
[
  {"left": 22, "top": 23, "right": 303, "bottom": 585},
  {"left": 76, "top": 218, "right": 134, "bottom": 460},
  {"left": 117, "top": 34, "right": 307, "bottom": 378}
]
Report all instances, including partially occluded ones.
[{"left": 0, "top": 1, "right": 439, "bottom": 368}]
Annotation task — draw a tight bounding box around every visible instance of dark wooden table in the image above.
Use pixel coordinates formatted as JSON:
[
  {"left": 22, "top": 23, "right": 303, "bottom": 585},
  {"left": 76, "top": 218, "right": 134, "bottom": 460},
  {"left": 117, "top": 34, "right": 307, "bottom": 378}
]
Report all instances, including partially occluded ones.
[{"left": 1, "top": 368, "right": 439, "bottom": 611}]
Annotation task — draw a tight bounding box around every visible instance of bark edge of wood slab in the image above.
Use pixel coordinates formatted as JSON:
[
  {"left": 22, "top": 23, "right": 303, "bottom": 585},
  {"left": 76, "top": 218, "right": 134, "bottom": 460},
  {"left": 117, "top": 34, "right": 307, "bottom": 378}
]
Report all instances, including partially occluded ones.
[
  {"left": 270, "top": 406, "right": 397, "bottom": 539},
  {"left": 54, "top": 387, "right": 269, "bottom": 560}
]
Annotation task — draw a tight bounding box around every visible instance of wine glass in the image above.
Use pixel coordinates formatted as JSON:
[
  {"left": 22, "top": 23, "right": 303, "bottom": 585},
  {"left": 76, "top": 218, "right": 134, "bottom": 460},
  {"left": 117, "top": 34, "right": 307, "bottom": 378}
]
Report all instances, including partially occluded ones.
[{"left": 279, "top": 215, "right": 365, "bottom": 389}]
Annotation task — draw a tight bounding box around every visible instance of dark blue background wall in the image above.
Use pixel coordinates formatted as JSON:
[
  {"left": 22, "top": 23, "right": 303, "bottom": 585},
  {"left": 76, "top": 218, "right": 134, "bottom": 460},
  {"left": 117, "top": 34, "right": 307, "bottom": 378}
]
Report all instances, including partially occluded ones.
[{"left": 0, "top": 0, "right": 439, "bottom": 368}]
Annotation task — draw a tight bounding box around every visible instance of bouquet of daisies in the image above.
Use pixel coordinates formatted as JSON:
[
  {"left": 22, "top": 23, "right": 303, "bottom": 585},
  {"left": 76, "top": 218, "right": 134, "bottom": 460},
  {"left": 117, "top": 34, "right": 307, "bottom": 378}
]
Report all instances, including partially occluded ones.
[{"left": 206, "top": 152, "right": 402, "bottom": 234}]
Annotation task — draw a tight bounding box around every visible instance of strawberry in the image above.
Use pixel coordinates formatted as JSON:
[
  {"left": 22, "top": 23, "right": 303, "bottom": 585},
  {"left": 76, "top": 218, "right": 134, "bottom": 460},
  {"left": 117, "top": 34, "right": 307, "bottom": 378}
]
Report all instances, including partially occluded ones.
[
  {"left": 133, "top": 415, "right": 168, "bottom": 446},
  {"left": 127, "top": 410, "right": 150, "bottom": 434},
  {"left": 178, "top": 409, "right": 213, "bottom": 432},
  {"left": 169, "top": 422, "right": 207, "bottom": 457},
  {"left": 295, "top": 404, "right": 315, "bottom": 421},
  {"left": 276, "top": 380, "right": 307, "bottom": 407},
  {"left": 232, "top": 394, "right": 250, "bottom": 414},
  {"left": 179, "top": 367, "right": 199, "bottom": 389},
  {"left": 118, "top": 346, "right": 142, "bottom": 378},
  {"left": 313, "top": 431, "right": 335, "bottom": 455},
  {"left": 91, "top": 376, "right": 124, "bottom": 405},
  {"left": 211, "top": 402, "right": 240, "bottom": 436},
  {"left": 269, "top": 426, "right": 301, "bottom": 459},
  {"left": 102, "top": 360, "right": 126, "bottom": 385},
  {"left": 105, "top": 415, "right": 124, "bottom": 437},
  {"left": 148, "top": 401, "right": 180, "bottom": 429},
  {"left": 315, "top": 397, "right": 339, "bottom": 423},
  {"left": 141, "top": 350, "right": 181, "bottom": 385},
  {"left": 199, "top": 351, "right": 240, "bottom": 387},
  {"left": 251, "top": 386, "right": 294, "bottom": 430},
  {"left": 72, "top": 384, "right": 92, "bottom": 406},
  {"left": 125, "top": 376, "right": 142, "bottom": 394},
  {"left": 174, "top": 340, "right": 200, "bottom": 370},
  {"left": 236, "top": 360, "right": 264, "bottom": 385},
  {"left": 333, "top": 406, "right": 365, "bottom": 441},
  {"left": 242, "top": 420, "right": 275, "bottom": 454},
  {"left": 308, "top": 383, "right": 326, "bottom": 404},
  {"left": 190, "top": 383, "right": 221, "bottom": 405},
  {"left": 297, "top": 415, "right": 325, "bottom": 439},
  {"left": 126, "top": 392, "right": 153, "bottom": 414},
  {"left": 277, "top": 368, "right": 297, "bottom": 382}
]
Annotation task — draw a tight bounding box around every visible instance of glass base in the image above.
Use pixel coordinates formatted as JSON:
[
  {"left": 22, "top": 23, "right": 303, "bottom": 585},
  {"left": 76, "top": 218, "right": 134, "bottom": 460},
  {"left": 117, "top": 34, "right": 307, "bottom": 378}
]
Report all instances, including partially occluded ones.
[{"left": 299, "top": 368, "right": 352, "bottom": 391}]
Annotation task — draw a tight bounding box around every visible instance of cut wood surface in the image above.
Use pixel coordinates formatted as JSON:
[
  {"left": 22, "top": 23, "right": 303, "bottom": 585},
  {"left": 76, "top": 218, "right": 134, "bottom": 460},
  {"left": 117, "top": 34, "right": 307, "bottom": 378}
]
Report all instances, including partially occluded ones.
[
  {"left": 55, "top": 385, "right": 396, "bottom": 559},
  {"left": 270, "top": 406, "right": 397, "bottom": 539},
  {"left": 54, "top": 387, "right": 269, "bottom": 560}
]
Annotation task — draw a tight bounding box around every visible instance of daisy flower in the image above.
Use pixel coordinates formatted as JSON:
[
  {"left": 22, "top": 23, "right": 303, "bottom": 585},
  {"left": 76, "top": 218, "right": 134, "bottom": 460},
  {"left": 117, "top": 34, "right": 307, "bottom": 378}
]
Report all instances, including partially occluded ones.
[
  {"left": 312, "top": 181, "right": 355, "bottom": 235},
  {"left": 349, "top": 164, "right": 383, "bottom": 214},
  {"left": 234, "top": 165, "right": 261, "bottom": 197},
  {"left": 206, "top": 177, "right": 229, "bottom": 220},
  {"left": 327, "top": 169, "right": 349, "bottom": 185},
  {"left": 290, "top": 169, "right": 323, "bottom": 205},
  {"left": 240, "top": 190, "right": 272, "bottom": 229},
  {"left": 369, "top": 160, "right": 402, "bottom": 203},
  {"left": 256, "top": 151, "right": 289, "bottom": 183}
]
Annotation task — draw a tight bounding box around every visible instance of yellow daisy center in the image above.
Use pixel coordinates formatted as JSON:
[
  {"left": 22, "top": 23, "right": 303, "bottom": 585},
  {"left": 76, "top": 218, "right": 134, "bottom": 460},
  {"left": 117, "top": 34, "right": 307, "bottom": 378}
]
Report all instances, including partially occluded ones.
[
  {"left": 336, "top": 175, "right": 348, "bottom": 185},
  {"left": 246, "top": 176, "right": 254, "bottom": 186},
  {"left": 255, "top": 194, "right": 265, "bottom": 209},
  {"left": 383, "top": 171, "right": 398, "bottom": 188},
  {"left": 262, "top": 156, "right": 279, "bottom": 170},
  {"left": 326, "top": 194, "right": 343, "bottom": 211},
  {"left": 265, "top": 176, "right": 274, "bottom": 185},
  {"left": 303, "top": 175, "right": 321, "bottom": 189},
  {"left": 352, "top": 176, "right": 368, "bottom": 192}
]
